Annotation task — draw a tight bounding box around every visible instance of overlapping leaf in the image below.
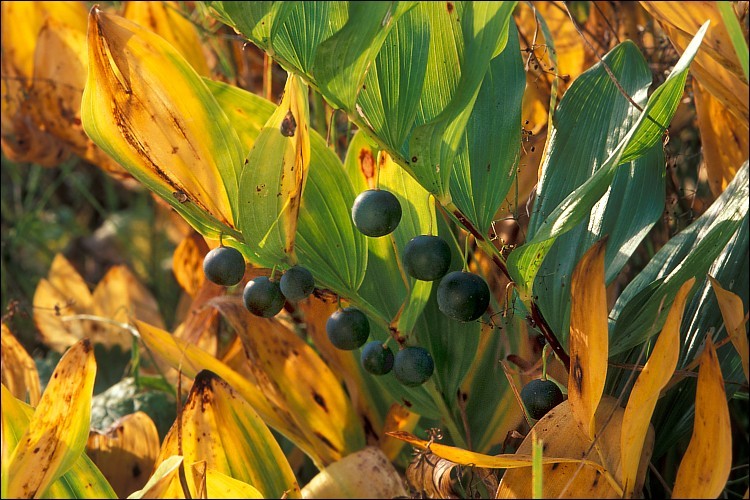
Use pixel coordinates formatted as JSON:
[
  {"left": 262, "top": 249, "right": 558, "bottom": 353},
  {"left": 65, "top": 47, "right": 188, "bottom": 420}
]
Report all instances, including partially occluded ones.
[
  {"left": 1, "top": 323, "right": 41, "bottom": 406},
  {"left": 709, "top": 275, "right": 749, "bottom": 382},
  {"left": 82, "top": 7, "right": 244, "bottom": 238}
]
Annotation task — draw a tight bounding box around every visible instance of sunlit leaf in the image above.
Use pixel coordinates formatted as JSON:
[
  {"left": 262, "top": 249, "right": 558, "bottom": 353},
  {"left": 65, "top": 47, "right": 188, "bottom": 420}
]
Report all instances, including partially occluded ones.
[
  {"left": 122, "top": 1, "right": 210, "bottom": 76},
  {"left": 193, "top": 463, "right": 264, "bottom": 499},
  {"left": 568, "top": 238, "right": 608, "bottom": 439},
  {"left": 155, "top": 370, "right": 301, "bottom": 498},
  {"left": 86, "top": 411, "right": 160, "bottom": 498},
  {"left": 1, "top": 323, "right": 41, "bottom": 406},
  {"left": 709, "top": 275, "right": 749, "bottom": 382},
  {"left": 301, "top": 447, "right": 407, "bottom": 499},
  {"left": 620, "top": 279, "right": 694, "bottom": 497},
  {"left": 209, "top": 296, "right": 365, "bottom": 467},
  {"left": 239, "top": 73, "right": 310, "bottom": 264},
  {"left": 82, "top": 7, "right": 244, "bottom": 238},
  {"left": 127, "top": 455, "right": 183, "bottom": 499},
  {"left": 672, "top": 337, "right": 732, "bottom": 498},
  {"left": 8, "top": 339, "right": 96, "bottom": 498}
]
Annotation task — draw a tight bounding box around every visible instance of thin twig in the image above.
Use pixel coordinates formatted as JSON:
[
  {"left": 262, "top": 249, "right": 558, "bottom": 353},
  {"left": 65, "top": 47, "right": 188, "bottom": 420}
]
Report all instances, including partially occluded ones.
[{"left": 649, "top": 461, "right": 674, "bottom": 497}]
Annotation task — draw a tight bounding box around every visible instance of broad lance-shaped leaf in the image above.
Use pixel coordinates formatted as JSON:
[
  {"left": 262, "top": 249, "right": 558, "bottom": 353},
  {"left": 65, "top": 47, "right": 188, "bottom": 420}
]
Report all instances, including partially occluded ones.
[
  {"left": 7, "top": 339, "right": 96, "bottom": 498},
  {"left": 154, "top": 371, "right": 301, "bottom": 499},
  {"left": 1, "top": 385, "right": 116, "bottom": 500},
  {"left": 672, "top": 337, "right": 732, "bottom": 498},
  {"left": 82, "top": 7, "right": 244, "bottom": 239},
  {"left": 508, "top": 22, "right": 709, "bottom": 300},
  {"left": 620, "top": 279, "right": 694, "bottom": 497},
  {"left": 407, "top": 2, "right": 515, "bottom": 200},
  {"left": 568, "top": 238, "right": 608, "bottom": 440},
  {"left": 709, "top": 275, "right": 749, "bottom": 382},
  {"left": 239, "top": 73, "right": 310, "bottom": 264}
]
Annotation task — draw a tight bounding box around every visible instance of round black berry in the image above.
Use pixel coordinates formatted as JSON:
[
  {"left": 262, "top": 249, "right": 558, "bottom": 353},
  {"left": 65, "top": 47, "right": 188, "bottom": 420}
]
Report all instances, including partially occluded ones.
[
  {"left": 402, "top": 235, "right": 452, "bottom": 281},
  {"left": 243, "top": 276, "right": 285, "bottom": 317},
  {"left": 279, "top": 265, "right": 315, "bottom": 302},
  {"left": 326, "top": 307, "right": 370, "bottom": 350},
  {"left": 203, "top": 246, "right": 245, "bottom": 286},
  {"left": 360, "top": 341, "right": 394, "bottom": 375},
  {"left": 351, "top": 189, "right": 402, "bottom": 237},
  {"left": 520, "top": 378, "right": 564, "bottom": 420},
  {"left": 437, "top": 271, "right": 490, "bottom": 322},
  {"left": 393, "top": 346, "right": 434, "bottom": 386}
]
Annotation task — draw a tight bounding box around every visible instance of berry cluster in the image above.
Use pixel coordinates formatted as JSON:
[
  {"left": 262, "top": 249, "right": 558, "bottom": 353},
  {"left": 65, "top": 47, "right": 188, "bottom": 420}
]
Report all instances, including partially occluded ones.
[{"left": 202, "top": 245, "right": 315, "bottom": 317}]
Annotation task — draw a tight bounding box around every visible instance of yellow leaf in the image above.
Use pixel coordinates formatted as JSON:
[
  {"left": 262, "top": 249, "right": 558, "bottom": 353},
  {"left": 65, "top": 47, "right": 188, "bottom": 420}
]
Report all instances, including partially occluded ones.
[
  {"left": 136, "top": 321, "right": 310, "bottom": 461},
  {"left": 709, "top": 275, "right": 749, "bottom": 382},
  {"left": 497, "top": 397, "right": 649, "bottom": 498},
  {"left": 127, "top": 455, "right": 183, "bottom": 499},
  {"left": 641, "top": 1, "right": 749, "bottom": 125},
  {"left": 86, "top": 412, "right": 161, "bottom": 498},
  {"left": 122, "top": 1, "right": 210, "bottom": 77},
  {"left": 568, "top": 238, "right": 608, "bottom": 439},
  {"left": 33, "top": 254, "right": 93, "bottom": 352},
  {"left": 82, "top": 7, "right": 243, "bottom": 234},
  {"left": 195, "top": 464, "right": 264, "bottom": 499},
  {"left": 172, "top": 233, "right": 209, "bottom": 297},
  {"left": 92, "top": 265, "right": 165, "bottom": 350},
  {"left": 1, "top": 323, "right": 42, "bottom": 406},
  {"left": 380, "top": 403, "right": 421, "bottom": 462},
  {"left": 8, "top": 338, "right": 96, "bottom": 498},
  {"left": 386, "top": 430, "right": 605, "bottom": 472},
  {"left": 155, "top": 370, "right": 301, "bottom": 499},
  {"left": 301, "top": 447, "right": 407, "bottom": 499},
  {"left": 210, "top": 296, "right": 365, "bottom": 467},
  {"left": 693, "top": 79, "right": 749, "bottom": 196},
  {"left": 672, "top": 337, "right": 732, "bottom": 498},
  {"left": 620, "top": 278, "right": 694, "bottom": 497}
]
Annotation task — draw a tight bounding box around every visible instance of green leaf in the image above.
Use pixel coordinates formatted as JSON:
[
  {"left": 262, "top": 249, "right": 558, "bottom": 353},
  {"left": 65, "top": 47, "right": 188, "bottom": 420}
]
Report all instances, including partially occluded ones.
[
  {"left": 449, "top": 22, "right": 525, "bottom": 235},
  {"left": 508, "top": 23, "right": 709, "bottom": 298},
  {"left": 314, "top": 2, "right": 414, "bottom": 110},
  {"left": 609, "top": 162, "right": 748, "bottom": 356},
  {"left": 717, "top": 1, "right": 749, "bottom": 81},
  {"left": 407, "top": 2, "right": 516, "bottom": 199},
  {"left": 356, "top": 5, "right": 430, "bottom": 155}
]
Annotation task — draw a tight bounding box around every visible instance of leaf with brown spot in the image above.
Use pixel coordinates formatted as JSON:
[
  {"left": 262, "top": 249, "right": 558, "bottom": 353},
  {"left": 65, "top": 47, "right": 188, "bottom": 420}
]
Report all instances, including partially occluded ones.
[
  {"left": 239, "top": 73, "right": 310, "bottom": 264},
  {"left": 86, "top": 411, "right": 160, "bottom": 498},
  {"left": 7, "top": 339, "right": 97, "bottom": 498},
  {"left": 1, "top": 323, "right": 41, "bottom": 406},
  {"left": 620, "top": 278, "right": 694, "bottom": 497},
  {"left": 380, "top": 403, "right": 421, "bottom": 461},
  {"left": 709, "top": 275, "right": 749, "bottom": 382},
  {"left": 154, "top": 370, "right": 300, "bottom": 499},
  {"left": 82, "top": 7, "right": 244, "bottom": 236},
  {"left": 210, "top": 296, "right": 365, "bottom": 467},
  {"left": 568, "top": 238, "right": 608, "bottom": 439},
  {"left": 672, "top": 337, "right": 732, "bottom": 498}
]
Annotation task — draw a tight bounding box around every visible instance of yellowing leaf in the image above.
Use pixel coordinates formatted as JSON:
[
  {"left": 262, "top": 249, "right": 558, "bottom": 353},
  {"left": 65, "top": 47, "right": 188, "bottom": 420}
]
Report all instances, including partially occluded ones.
[
  {"left": 127, "top": 455, "right": 183, "bottom": 499},
  {"left": 380, "top": 404, "right": 421, "bottom": 462},
  {"left": 301, "top": 447, "right": 407, "bottom": 499},
  {"left": 86, "top": 411, "right": 161, "bottom": 498},
  {"left": 240, "top": 73, "right": 311, "bottom": 264},
  {"left": 122, "top": 1, "right": 210, "bottom": 77},
  {"left": 693, "top": 79, "right": 749, "bottom": 196},
  {"left": 8, "top": 339, "right": 96, "bottom": 498},
  {"left": 1, "top": 323, "right": 41, "bottom": 406},
  {"left": 82, "top": 7, "right": 244, "bottom": 236},
  {"left": 568, "top": 238, "right": 608, "bottom": 439},
  {"left": 193, "top": 464, "right": 264, "bottom": 499},
  {"left": 92, "top": 265, "right": 165, "bottom": 350},
  {"left": 709, "top": 275, "right": 749, "bottom": 382},
  {"left": 672, "top": 337, "right": 732, "bottom": 498},
  {"left": 155, "top": 370, "right": 301, "bottom": 499},
  {"left": 386, "top": 431, "right": 605, "bottom": 472},
  {"left": 641, "top": 1, "right": 749, "bottom": 124},
  {"left": 33, "top": 254, "right": 94, "bottom": 352},
  {"left": 620, "top": 278, "right": 694, "bottom": 497},
  {"left": 136, "top": 320, "right": 310, "bottom": 460},
  {"left": 497, "top": 397, "right": 647, "bottom": 498},
  {"left": 210, "top": 296, "right": 365, "bottom": 467},
  {"left": 172, "top": 233, "right": 209, "bottom": 297}
]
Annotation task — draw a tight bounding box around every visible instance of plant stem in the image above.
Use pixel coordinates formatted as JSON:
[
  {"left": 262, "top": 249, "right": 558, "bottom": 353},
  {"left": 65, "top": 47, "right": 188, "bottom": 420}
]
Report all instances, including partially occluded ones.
[{"left": 425, "top": 379, "right": 469, "bottom": 450}]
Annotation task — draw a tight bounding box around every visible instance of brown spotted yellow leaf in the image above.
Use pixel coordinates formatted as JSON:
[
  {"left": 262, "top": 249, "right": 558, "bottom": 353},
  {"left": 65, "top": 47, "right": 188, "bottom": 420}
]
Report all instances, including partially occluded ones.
[
  {"left": 568, "top": 238, "right": 608, "bottom": 439},
  {"left": 1, "top": 323, "right": 41, "bottom": 406}
]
